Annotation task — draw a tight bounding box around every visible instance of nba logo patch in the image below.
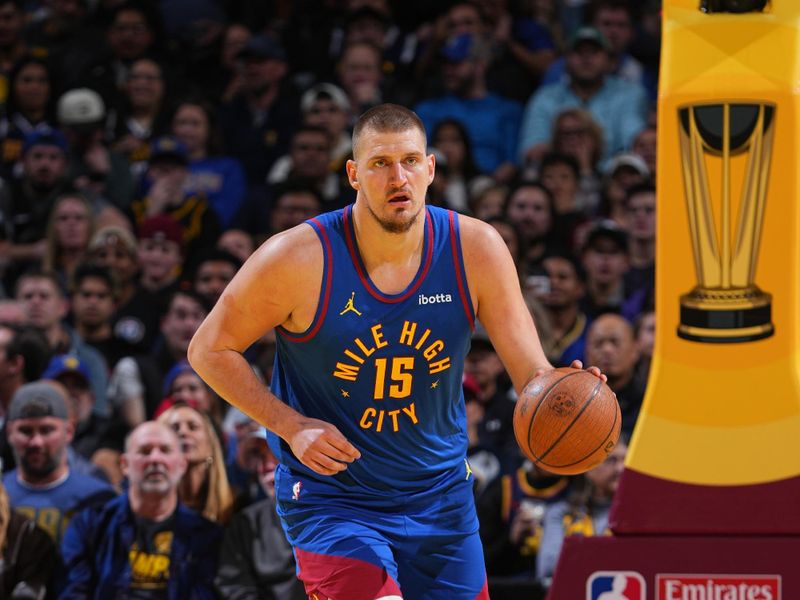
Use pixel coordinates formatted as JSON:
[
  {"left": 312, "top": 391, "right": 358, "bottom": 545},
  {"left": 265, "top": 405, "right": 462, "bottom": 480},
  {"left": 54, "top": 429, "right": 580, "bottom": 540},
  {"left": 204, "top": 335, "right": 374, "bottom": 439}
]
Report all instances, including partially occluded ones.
[{"left": 587, "top": 571, "right": 646, "bottom": 599}]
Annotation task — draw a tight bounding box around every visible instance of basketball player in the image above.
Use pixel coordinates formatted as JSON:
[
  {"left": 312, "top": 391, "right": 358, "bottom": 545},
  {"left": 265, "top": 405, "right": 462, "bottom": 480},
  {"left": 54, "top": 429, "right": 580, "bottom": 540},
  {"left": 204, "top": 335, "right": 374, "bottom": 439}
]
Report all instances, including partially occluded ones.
[{"left": 188, "top": 104, "right": 603, "bottom": 599}]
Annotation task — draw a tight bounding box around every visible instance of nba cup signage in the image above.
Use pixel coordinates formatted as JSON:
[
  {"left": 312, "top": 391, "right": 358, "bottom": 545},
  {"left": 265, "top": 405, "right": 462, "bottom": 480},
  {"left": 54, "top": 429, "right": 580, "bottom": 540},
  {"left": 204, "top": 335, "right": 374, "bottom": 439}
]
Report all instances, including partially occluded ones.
[{"left": 677, "top": 102, "right": 775, "bottom": 343}]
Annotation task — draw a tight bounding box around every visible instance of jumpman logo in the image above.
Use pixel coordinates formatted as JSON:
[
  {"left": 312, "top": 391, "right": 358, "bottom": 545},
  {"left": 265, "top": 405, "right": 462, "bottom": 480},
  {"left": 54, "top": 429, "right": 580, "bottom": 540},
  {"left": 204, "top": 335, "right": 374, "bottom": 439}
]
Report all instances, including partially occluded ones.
[
  {"left": 339, "top": 292, "right": 363, "bottom": 316},
  {"left": 465, "top": 458, "right": 473, "bottom": 481}
]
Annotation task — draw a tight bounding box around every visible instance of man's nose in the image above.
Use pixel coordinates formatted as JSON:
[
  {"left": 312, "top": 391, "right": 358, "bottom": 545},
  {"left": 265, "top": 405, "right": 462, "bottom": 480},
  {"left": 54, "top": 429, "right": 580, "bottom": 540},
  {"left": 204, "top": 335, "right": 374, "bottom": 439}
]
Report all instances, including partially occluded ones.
[{"left": 388, "top": 162, "right": 407, "bottom": 186}]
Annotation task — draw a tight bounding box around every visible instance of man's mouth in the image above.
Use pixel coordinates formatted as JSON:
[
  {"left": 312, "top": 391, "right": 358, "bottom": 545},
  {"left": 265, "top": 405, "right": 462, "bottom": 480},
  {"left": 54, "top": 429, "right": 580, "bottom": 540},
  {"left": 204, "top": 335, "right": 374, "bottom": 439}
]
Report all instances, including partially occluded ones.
[{"left": 388, "top": 193, "right": 411, "bottom": 204}]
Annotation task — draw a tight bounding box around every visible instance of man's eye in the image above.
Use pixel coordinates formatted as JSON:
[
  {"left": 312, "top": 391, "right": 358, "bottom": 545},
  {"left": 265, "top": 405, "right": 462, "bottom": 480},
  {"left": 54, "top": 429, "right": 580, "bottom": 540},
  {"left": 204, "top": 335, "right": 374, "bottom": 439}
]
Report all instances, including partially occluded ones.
[{"left": 374, "top": 160, "right": 385, "bottom": 168}]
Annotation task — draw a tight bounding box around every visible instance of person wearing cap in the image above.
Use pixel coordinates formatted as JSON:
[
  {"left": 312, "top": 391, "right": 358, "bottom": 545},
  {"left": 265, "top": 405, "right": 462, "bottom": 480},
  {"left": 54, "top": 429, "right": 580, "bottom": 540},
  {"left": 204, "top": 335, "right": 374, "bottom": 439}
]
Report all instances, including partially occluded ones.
[
  {"left": 137, "top": 214, "right": 184, "bottom": 297},
  {"left": 519, "top": 26, "right": 648, "bottom": 167},
  {"left": 186, "top": 247, "right": 242, "bottom": 308},
  {"left": 2, "top": 381, "right": 115, "bottom": 547},
  {"left": 579, "top": 219, "right": 631, "bottom": 320},
  {"left": 218, "top": 33, "right": 301, "bottom": 183},
  {"left": 541, "top": 0, "right": 648, "bottom": 96},
  {"left": 415, "top": 31, "right": 523, "bottom": 179},
  {"left": 215, "top": 428, "right": 306, "bottom": 600},
  {"left": 300, "top": 83, "right": 353, "bottom": 171},
  {"left": 130, "top": 136, "right": 221, "bottom": 263},
  {"left": 58, "top": 87, "right": 135, "bottom": 212},
  {"left": 15, "top": 269, "right": 110, "bottom": 416},
  {"left": 601, "top": 151, "right": 650, "bottom": 224},
  {"left": 171, "top": 99, "right": 246, "bottom": 229},
  {"left": 60, "top": 420, "right": 222, "bottom": 598},
  {"left": 2, "top": 128, "right": 69, "bottom": 276}
]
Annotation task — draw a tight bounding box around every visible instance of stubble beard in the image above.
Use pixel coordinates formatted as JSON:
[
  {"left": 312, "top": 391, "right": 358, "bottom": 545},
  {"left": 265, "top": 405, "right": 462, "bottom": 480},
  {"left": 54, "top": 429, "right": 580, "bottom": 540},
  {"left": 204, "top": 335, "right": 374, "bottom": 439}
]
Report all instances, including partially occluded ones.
[{"left": 365, "top": 200, "right": 422, "bottom": 234}]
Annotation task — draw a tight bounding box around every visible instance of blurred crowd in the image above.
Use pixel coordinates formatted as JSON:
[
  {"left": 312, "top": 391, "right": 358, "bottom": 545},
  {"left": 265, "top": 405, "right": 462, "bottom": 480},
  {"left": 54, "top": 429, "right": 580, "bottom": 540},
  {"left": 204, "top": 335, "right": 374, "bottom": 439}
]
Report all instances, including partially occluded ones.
[{"left": 0, "top": 0, "right": 661, "bottom": 597}]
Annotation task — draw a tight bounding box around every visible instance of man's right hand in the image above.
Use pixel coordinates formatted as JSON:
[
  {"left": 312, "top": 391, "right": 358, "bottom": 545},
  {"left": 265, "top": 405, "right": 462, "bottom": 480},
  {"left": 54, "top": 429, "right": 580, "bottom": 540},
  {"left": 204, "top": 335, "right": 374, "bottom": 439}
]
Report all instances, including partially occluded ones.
[{"left": 287, "top": 417, "right": 361, "bottom": 476}]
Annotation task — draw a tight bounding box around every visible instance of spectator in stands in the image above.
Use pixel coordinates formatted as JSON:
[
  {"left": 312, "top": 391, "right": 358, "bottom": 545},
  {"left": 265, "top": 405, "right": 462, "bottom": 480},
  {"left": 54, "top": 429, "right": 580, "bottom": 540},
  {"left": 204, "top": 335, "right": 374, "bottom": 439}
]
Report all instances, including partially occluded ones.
[
  {"left": 15, "top": 269, "right": 109, "bottom": 416},
  {"left": 0, "top": 56, "right": 57, "bottom": 178},
  {"left": 416, "top": 32, "right": 522, "bottom": 181},
  {"left": 585, "top": 315, "right": 642, "bottom": 435},
  {"left": 469, "top": 183, "right": 508, "bottom": 221},
  {"left": 187, "top": 248, "right": 241, "bottom": 308},
  {"left": 623, "top": 183, "right": 656, "bottom": 307},
  {"left": 158, "top": 402, "right": 234, "bottom": 524},
  {"left": 300, "top": 83, "right": 353, "bottom": 173},
  {"left": 335, "top": 41, "right": 386, "bottom": 119},
  {"left": 3, "top": 130, "right": 71, "bottom": 278},
  {"left": 430, "top": 118, "right": 492, "bottom": 214},
  {"left": 129, "top": 136, "right": 221, "bottom": 262},
  {"left": 218, "top": 34, "right": 300, "bottom": 183},
  {"left": 540, "top": 152, "right": 589, "bottom": 252},
  {"left": 136, "top": 214, "right": 183, "bottom": 302},
  {"left": 57, "top": 88, "right": 135, "bottom": 214},
  {"left": 70, "top": 262, "right": 137, "bottom": 369},
  {"left": 599, "top": 152, "right": 650, "bottom": 224},
  {"left": 217, "top": 228, "right": 255, "bottom": 263},
  {"left": 171, "top": 98, "right": 246, "bottom": 229},
  {"left": 60, "top": 420, "right": 223, "bottom": 597},
  {"left": 109, "top": 289, "right": 210, "bottom": 424},
  {"left": 158, "top": 360, "right": 223, "bottom": 427},
  {"left": 0, "top": 479, "right": 57, "bottom": 599},
  {"left": 42, "top": 193, "right": 95, "bottom": 292},
  {"left": 536, "top": 434, "right": 629, "bottom": 586},
  {"left": 218, "top": 23, "right": 251, "bottom": 103},
  {"left": 215, "top": 428, "right": 305, "bottom": 599},
  {"left": 579, "top": 220, "right": 630, "bottom": 320},
  {"left": 632, "top": 125, "right": 657, "bottom": 179},
  {"left": 0, "top": 1, "right": 27, "bottom": 101},
  {"left": 3, "top": 381, "right": 115, "bottom": 546},
  {"left": 519, "top": 27, "right": 648, "bottom": 166},
  {"left": 633, "top": 309, "right": 655, "bottom": 391},
  {"left": 539, "top": 253, "right": 588, "bottom": 367},
  {"left": 268, "top": 182, "right": 323, "bottom": 238},
  {"left": 504, "top": 180, "right": 557, "bottom": 273}
]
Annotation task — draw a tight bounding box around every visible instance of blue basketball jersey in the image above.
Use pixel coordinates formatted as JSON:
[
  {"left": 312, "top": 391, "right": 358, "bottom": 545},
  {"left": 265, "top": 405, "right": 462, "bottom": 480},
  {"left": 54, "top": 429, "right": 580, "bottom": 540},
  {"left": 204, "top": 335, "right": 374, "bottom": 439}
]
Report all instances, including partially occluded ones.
[{"left": 269, "top": 205, "right": 476, "bottom": 499}]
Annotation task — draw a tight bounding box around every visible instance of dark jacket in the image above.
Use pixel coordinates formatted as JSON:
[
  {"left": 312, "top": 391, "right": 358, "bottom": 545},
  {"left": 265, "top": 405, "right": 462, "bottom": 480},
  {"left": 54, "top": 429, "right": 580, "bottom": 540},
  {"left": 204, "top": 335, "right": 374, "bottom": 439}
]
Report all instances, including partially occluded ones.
[
  {"left": 59, "top": 493, "right": 222, "bottom": 599},
  {"left": 215, "top": 496, "right": 305, "bottom": 600},
  {"left": 1, "top": 512, "right": 57, "bottom": 599}
]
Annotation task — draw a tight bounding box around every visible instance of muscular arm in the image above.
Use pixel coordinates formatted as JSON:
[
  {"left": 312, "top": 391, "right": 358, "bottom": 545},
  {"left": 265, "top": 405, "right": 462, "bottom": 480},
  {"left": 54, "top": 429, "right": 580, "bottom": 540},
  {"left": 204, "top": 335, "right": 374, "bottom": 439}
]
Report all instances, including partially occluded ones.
[
  {"left": 460, "top": 216, "right": 552, "bottom": 393},
  {"left": 188, "top": 226, "right": 361, "bottom": 475}
]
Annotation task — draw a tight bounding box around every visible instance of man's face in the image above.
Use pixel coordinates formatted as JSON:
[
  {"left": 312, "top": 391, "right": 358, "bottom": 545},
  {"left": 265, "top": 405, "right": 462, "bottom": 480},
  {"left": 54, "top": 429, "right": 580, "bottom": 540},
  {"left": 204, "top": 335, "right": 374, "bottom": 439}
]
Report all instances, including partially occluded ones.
[
  {"left": 593, "top": 8, "right": 633, "bottom": 56},
  {"left": 586, "top": 439, "right": 627, "bottom": 498},
  {"left": 242, "top": 56, "right": 286, "bottom": 93},
  {"left": 23, "top": 145, "right": 67, "bottom": 190},
  {"left": 127, "top": 59, "right": 163, "bottom": 110},
  {"left": 305, "top": 98, "right": 349, "bottom": 138},
  {"left": 505, "top": 186, "right": 552, "bottom": 240},
  {"left": 72, "top": 276, "right": 115, "bottom": 329},
  {"left": 161, "top": 294, "right": 207, "bottom": 355},
  {"left": 58, "top": 372, "right": 93, "bottom": 425},
  {"left": 541, "top": 163, "right": 579, "bottom": 211},
  {"left": 542, "top": 256, "right": 584, "bottom": 309},
  {"left": 346, "top": 126, "right": 434, "bottom": 234},
  {"left": 582, "top": 238, "right": 628, "bottom": 286},
  {"left": 0, "top": 326, "right": 17, "bottom": 385},
  {"left": 464, "top": 343, "right": 504, "bottom": 389},
  {"left": 625, "top": 191, "right": 656, "bottom": 242},
  {"left": 194, "top": 260, "right": 236, "bottom": 305},
  {"left": 138, "top": 237, "right": 182, "bottom": 282},
  {"left": 53, "top": 197, "right": 91, "bottom": 251},
  {"left": 338, "top": 44, "right": 381, "bottom": 93},
  {"left": 270, "top": 192, "right": 321, "bottom": 234},
  {"left": 447, "top": 4, "right": 482, "bottom": 36},
  {"left": 122, "top": 423, "right": 186, "bottom": 496},
  {"left": 16, "top": 277, "right": 67, "bottom": 331},
  {"left": 585, "top": 315, "right": 639, "bottom": 381},
  {"left": 566, "top": 42, "right": 609, "bottom": 86},
  {"left": 15, "top": 63, "right": 50, "bottom": 113},
  {"left": 0, "top": 1, "right": 23, "bottom": 47},
  {"left": 8, "top": 416, "right": 72, "bottom": 479},
  {"left": 290, "top": 131, "right": 331, "bottom": 180},
  {"left": 441, "top": 58, "right": 477, "bottom": 96},
  {"left": 107, "top": 8, "right": 153, "bottom": 60}
]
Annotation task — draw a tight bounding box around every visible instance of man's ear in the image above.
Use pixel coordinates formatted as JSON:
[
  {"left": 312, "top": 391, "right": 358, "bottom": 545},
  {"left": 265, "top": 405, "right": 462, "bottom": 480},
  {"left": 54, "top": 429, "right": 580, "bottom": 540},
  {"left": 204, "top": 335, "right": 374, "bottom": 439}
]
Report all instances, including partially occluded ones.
[{"left": 346, "top": 159, "right": 359, "bottom": 191}]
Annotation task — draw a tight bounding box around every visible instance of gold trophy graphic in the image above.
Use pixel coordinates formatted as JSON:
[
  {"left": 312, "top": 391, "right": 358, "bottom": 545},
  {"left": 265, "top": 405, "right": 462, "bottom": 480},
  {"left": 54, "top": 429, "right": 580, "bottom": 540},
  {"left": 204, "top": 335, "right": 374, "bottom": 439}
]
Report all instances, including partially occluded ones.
[{"left": 677, "top": 102, "right": 775, "bottom": 343}]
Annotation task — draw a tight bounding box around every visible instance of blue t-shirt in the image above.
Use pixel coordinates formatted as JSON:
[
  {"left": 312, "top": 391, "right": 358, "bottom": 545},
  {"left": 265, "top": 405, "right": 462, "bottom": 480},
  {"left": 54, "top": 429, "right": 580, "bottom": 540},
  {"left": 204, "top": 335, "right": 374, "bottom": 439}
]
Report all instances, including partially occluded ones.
[
  {"left": 3, "top": 469, "right": 116, "bottom": 545},
  {"left": 186, "top": 156, "right": 247, "bottom": 229}
]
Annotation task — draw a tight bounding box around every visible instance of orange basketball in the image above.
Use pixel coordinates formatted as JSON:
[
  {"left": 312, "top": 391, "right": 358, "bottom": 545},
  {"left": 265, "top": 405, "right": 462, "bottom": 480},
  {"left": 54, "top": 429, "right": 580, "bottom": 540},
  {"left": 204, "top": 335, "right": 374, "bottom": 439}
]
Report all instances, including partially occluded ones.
[{"left": 513, "top": 367, "right": 622, "bottom": 475}]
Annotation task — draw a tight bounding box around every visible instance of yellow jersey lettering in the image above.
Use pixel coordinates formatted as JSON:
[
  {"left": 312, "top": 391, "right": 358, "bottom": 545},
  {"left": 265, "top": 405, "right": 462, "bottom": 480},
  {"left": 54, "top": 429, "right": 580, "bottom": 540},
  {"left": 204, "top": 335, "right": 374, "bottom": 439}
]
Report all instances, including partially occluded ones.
[
  {"left": 360, "top": 407, "right": 376, "bottom": 428},
  {"left": 354, "top": 337, "right": 377, "bottom": 358},
  {"left": 343, "top": 349, "right": 365, "bottom": 364},
  {"left": 387, "top": 409, "right": 401, "bottom": 432},
  {"left": 429, "top": 357, "right": 451, "bottom": 374},
  {"left": 399, "top": 320, "right": 417, "bottom": 345},
  {"left": 414, "top": 328, "right": 431, "bottom": 350},
  {"left": 371, "top": 324, "right": 388, "bottom": 349},
  {"left": 388, "top": 357, "right": 413, "bottom": 398},
  {"left": 402, "top": 402, "right": 418, "bottom": 424},
  {"left": 423, "top": 339, "right": 444, "bottom": 360},
  {"left": 333, "top": 362, "right": 360, "bottom": 381},
  {"left": 376, "top": 409, "right": 385, "bottom": 432}
]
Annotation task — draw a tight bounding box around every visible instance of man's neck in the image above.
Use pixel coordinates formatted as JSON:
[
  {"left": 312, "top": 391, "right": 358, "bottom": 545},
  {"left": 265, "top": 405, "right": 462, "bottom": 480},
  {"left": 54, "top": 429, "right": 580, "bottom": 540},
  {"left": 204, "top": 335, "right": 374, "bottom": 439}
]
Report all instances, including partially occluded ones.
[
  {"left": 548, "top": 304, "right": 580, "bottom": 338},
  {"left": 75, "top": 321, "right": 112, "bottom": 343},
  {"left": 19, "top": 462, "right": 69, "bottom": 487},
  {"left": 587, "top": 280, "right": 623, "bottom": 306},
  {"left": 570, "top": 79, "right": 603, "bottom": 102},
  {"left": 129, "top": 490, "right": 179, "bottom": 522},
  {"left": 629, "top": 238, "right": 655, "bottom": 267},
  {"left": 351, "top": 201, "right": 426, "bottom": 271}
]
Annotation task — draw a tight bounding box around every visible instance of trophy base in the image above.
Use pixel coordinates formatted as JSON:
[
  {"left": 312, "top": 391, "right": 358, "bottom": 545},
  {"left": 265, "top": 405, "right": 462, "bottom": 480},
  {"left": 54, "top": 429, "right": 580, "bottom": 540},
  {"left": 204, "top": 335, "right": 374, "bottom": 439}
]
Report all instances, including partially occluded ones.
[{"left": 678, "top": 286, "right": 773, "bottom": 343}]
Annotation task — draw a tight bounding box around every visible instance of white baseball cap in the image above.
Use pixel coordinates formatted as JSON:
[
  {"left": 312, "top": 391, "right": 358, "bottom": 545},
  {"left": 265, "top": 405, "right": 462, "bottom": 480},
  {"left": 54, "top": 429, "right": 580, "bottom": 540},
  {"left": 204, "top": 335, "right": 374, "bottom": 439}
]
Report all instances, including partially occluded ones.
[{"left": 57, "top": 88, "right": 105, "bottom": 126}]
